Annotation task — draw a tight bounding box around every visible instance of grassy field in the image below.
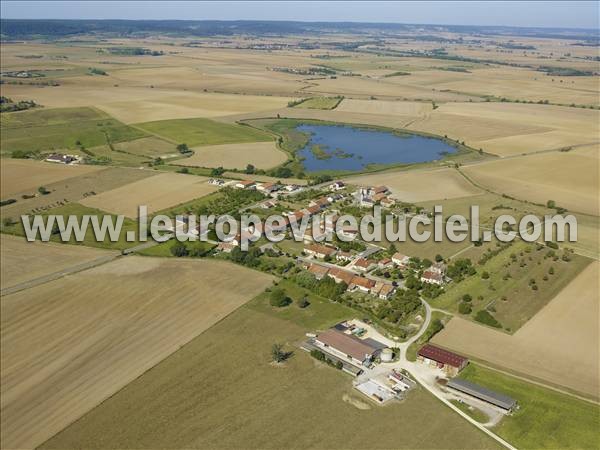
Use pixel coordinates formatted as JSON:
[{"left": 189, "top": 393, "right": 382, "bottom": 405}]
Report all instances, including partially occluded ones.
[
  {"left": 40, "top": 301, "right": 500, "bottom": 450},
  {"left": 293, "top": 96, "right": 343, "bottom": 110},
  {"left": 1, "top": 257, "right": 273, "bottom": 450},
  {"left": 134, "top": 117, "right": 273, "bottom": 147},
  {"left": 0, "top": 234, "right": 116, "bottom": 289},
  {"left": 136, "top": 239, "right": 215, "bottom": 257},
  {"left": 1, "top": 202, "right": 140, "bottom": 250},
  {"left": 431, "top": 241, "right": 592, "bottom": 332},
  {"left": 173, "top": 141, "right": 287, "bottom": 170},
  {"left": 80, "top": 172, "right": 218, "bottom": 218},
  {"left": 458, "top": 364, "right": 600, "bottom": 449},
  {"left": 433, "top": 261, "right": 599, "bottom": 399},
  {"left": 0, "top": 107, "right": 147, "bottom": 155},
  {"left": 406, "top": 311, "right": 453, "bottom": 362}
]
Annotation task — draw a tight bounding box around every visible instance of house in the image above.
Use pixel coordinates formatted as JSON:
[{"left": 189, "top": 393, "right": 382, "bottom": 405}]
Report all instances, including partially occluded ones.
[
  {"left": 329, "top": 180, "right": 345, "bottom": 191},
  {"left": 303, "top": 205, "right": 321, "bottom": 216},
  {"left": 208, "top": 178, "right": 225, "bottom": 186},
  {"left": 446, "top": 378, "right": 517, "bottom": 413},
  {"left": 46, "top": 153, "right": 77, "bottom": 164},
  {"left": 339, "top": 225, "right": 359, "bottom": 239},
  {"left": 308, "top": 263, "right": 330, "bottom": 280},
  {"left": 378, "top": 258, "right": 393, "bottom": 269},
  {"left": 392, "top": 252, "right": 410, "bottom": 267},
  {"left": 349, "top": 276, "right": 376, "bottom": 293},
  {"left": 284, "top": 184, "right": 300, "bottom": 192},
  {"left": 370, "top": 185, "right": 389, "bottom": 196},
  {"left": 421, "top": 270, "right": 444, "bottom": 285},
  {"left": 336, "top": 251, "right": 353, "bottom": 262},
  {"left": 257, "top": 182, "right": 279, "bottom": 193},
  {"left": 304, "top": 243, "right": 337, "bottom": 259},
  {"left": 260, "top": 200, "right": 277, "bottom": 209},
  {"left": 373, "top": 192, "right": 387, "bottom": 203},
  {"left": 309, "top": 196, "right": 331, "bottom": 210},
  {"left": 328, "top": 267, "right": 355, "bottom": 285},
  {"left": 354, "top": 258, "right": 375, "bottom": 272},
  {"left": 372, "top": 282, "right": 396, "bottom": 300},
  {"left": 327, "top": 193, "right": 344, "bottom": 203},
  {"left": 417, "top": 344, "right": 468, "bottom": 376},
  {"left": 234, "top": 180, "right": 256, "bottom": 190},
  {"left": 430, "top": 262, "right": 447, "bottom": 275},
  {"left": 380, "top": 197, "right": 396, "bottom": 208},
  {"left": 314, "top": 329, "right": 376, "bottom": 367}
]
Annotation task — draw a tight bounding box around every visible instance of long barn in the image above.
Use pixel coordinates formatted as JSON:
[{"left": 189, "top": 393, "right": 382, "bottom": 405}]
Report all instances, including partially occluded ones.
[{"left": 447, "top": 378, "right": 517, "bottom": 412}]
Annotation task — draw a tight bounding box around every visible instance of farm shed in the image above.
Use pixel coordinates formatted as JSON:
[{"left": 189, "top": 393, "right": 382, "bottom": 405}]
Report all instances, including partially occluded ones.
[
  {"left": 417, "top": 344, "right": 468, "bottom": 376},
  {"left": 315, "top": 329, "right": 377, "bottom": 367},
  {"left": 447, "top": 378, "right": 517, "bottom": 412}
]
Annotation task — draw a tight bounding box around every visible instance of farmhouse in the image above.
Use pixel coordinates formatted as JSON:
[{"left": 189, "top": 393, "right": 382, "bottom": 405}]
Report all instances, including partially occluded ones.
[
  {"left": 421, "top": 270, "right": 444, "bottom": 285},
  {"left": 372, "top": 282, "right": 396, "bottom": 300},
  {"left": 447, "top": 378, "right": 518, "bottom": 413},
  {"left": 328, "top": 267, "right": 355, "bottom": 285},
  {"left": 304, "top": 243, "right": 337, "bottom": 259},
  {"left": 349, "top": 276, "right": 376, "bottom": 293},
  {"left": 314, "top": 329, "right": 377, "bottom": 367},
  {"left": 330, "top": 180, "right": 345, "bottom": 191},
  {"left": 308, "top": 263, "right": 330, "bottom": 280},
  {"left": 392, "top": 252, "right": 410, "bottom": 267},
  {"left": 46, "top": 153, "right": 77, "bottom": 164},
  {"left": 417, "top": 344, "right": 468, "bottom": 376},
  {"left": 208, "top": 178, "right": 225, "bottom": 186},
  {"left": 234, "top": 180, "right": 256, "bottom": 190}
]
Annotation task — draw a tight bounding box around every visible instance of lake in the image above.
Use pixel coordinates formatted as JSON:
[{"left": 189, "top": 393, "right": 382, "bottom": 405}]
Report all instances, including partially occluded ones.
[{"left": 296, "top": 124, "right": 457, "bottom": 172}]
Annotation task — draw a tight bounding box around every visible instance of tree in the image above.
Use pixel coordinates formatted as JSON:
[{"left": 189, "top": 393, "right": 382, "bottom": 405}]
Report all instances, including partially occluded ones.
[
  {"left": 210, "top": 166, "right": 225, "bottom": 176},
  {"left": 435, "top": 254, "right": 443, "bottom": 263},
  {"left": 462, "top": 294, "right": 472, "bottom": 302},
  {"left": 458, "top": 302, "right": 472, "bottom": 314},
  {"left": 170, "top": 241, "right": 189, "bottom": 257},
  {"left": 38, "top": 186, "right": 50, "bottom": 195},
  {"left": 245, "top": 164, "right": 255, "bottom": 174},
  {"left": 177, "top": 167, "right": 189, "bottom": 174},
  {"left": 388, "top": 243, "right": 397, "bottom": 256},
  {"left": 176, "top": 143, "right": 190, "bottom": 154},
  {"left": 270, "top": 287, "right": 291, "bottom": 307},
  {"left": 271, "top": 343, "right": 292, "bottom": 363},
  {"left": 546, "top": 200, "right": 556, "bottom": 209},
  {"left": 481, "top": 271, "right": 490, "bottom": 279}
]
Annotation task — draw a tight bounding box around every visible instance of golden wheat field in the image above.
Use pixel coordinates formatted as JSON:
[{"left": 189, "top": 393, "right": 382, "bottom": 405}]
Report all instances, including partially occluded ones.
[
  {"left": 80, "top": 172, "right": 218, "bottom": 217},
  {"left": 0, "top": 257, "right": 273, "bottom": 450},
  {"left": 432, "top": 261, "right": 600, "bottom": 399}
]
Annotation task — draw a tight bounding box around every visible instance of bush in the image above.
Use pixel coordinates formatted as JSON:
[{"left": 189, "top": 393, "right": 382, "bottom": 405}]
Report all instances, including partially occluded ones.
[
  {"left": 481, "top": 271, "right": 490, "bottom": 279},
  {"left": 0, "top": 198, "right": 17, "bottom": 207},
  {"left": 170, "top": 241, "right": 189, "bottom": 257},
  {"left": 462, "top": 294, "right": 472, "bottom": 302},
  {"left": 458, "top": 302, "right": 472, "bottom": 314},
  {"left": 270, "top": 287, "right": 291, "bottom": 307},
  {"left": 474, "top": 310, "right": 502, "bottom": 328}
]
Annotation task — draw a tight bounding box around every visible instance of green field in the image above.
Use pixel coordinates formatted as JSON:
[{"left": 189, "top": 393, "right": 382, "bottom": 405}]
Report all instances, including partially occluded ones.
[
  {"left": 0, "top": 107, "right": 146, "bottom": 155},
  {"left": 459, "top": 364, "right": 600, "bottom": 449},
  {"left": 134, "top": 117, "right": 273, "bottom": 147},
  {"left": 430, "top": 241, "right": 592, "bottom": 332},
  {"left": 1, "top": 202, "right": 140, "bottom": 250},
  {"left": 293, "top": 96, "right": 343, "bottom": 110},
  {"left": 41, "top": 298, "right": 500, "bottom": 449},
  {"left": 136, "top": 240, "right": 215, "bottom": 257}
]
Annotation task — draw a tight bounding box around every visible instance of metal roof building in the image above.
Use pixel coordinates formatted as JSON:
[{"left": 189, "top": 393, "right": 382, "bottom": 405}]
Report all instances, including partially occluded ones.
[{"left": 447, "top": 378, "right": 517, "bottom": 411}]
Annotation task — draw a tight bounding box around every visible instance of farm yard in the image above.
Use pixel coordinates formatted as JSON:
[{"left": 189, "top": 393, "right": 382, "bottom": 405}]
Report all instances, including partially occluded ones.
[
  {"left": 174, "top": 141, "right": 288, "bottom": 170},
  {"left": 432, "top": 261, "right": 600, "bottom": 399},
  {"left": 80, "top": 172, "right": 218, "bottom": 218},
  {"left": 1, "top": 257, "right": 273, "bottom": 450},
  {"left": 40, "top": 305, "right": 501, "bottom": 450}
]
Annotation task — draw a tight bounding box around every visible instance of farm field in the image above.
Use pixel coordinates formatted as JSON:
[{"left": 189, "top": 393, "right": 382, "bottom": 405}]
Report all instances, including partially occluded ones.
[
  {"left": 293, "top": 96, "right": 343, "bottom": 109},
  {"left": 463, "top": 146, "right": 600, "bottom": 215},
  {"left": 1, "top": 164, "right": 155, "bottom": 217},
  {"left": 346, "top": 167, "right": 484, "bottom": 202},
  {"left": 0, "top": 107, "right": 147, "bottom": 155},
  {"left": 113, "top": 136, "right": 177, "bottom": 157},
  {"left": 459, "top": 364, "right": 600, "bottom": 449},
  {"left": 40, "top": 304, "right": 500, "bottom": 450},
  {"left": 80, "top": 172, "right": 218, "bottom": 218},
  {"left": 134, "top": 117, "right": 273, "bottom": 147},
  {"left": 432, "top": 261, "right": 600, "bottom": 399},
  {"left": 408, "top": 102, "right": 600, "bottom": 157},
  {"left": 0, "top": 234, "right": 115, "bottom": 290},
  {"left": 174, "top": 141, "right": 287, "bottom": 170},
  {"left": 336, "top": 98, "right": 433, "bottom": 116},
  {"left": 1, "top": 257, "right": 273, "bottom": 450},
  {"left": 1, "top": 158, "right": 101, "bottom": 197}
]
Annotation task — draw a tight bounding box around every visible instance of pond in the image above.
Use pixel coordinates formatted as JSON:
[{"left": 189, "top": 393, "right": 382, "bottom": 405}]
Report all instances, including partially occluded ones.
[{"left": 296, "top": 124, "right": 457, "bottom": 172}]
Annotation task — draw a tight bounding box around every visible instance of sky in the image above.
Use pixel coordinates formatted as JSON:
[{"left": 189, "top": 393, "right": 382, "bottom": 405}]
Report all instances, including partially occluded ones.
[{"left": 1, "top": 1, "right": 598, "bottom": 29}]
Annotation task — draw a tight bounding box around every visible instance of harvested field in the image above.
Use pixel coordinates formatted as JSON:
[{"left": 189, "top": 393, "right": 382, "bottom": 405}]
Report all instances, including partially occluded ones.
[
  {"left": 174, "top": 141, "right": 287, "bottom": 170},
  {"left": 432, "top": 261, "right": 600, "bottom": 399},
  {"left": 408, "top": 103, "right": 600, "bottom": 157},
  {"left": 346, "top": 167, "right": 483, "bottom": 202},
  {"left": 463, "top": 148, "right": 600, "bottom": 215},
  {"left": 41, "top": 305, "right": 500, "bottom": 450},
  {"left": 1, "top": 165, "right": 155, "bottom": 217},
  {"left": 1, "top": 159, "right": 101, "bottom": 198},
  {"left": 80, "top": 172, "right": 218, "bottom": 217},
  {"left": 337, "top": 99, "right": 432, "bottom": 116},
  {"left": 0, "top": 234, "right": 115, "bottom": 290},
  {"left": 293, "top": 96, "right": 343, "bottom": 110},
  {"left": 1, "top": 257, "right": 273, "bottom": 450}
]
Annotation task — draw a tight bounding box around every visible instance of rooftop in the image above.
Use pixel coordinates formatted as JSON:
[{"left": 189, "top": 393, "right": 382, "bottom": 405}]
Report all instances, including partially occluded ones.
[
  {"left": 316, "top": 329, "right": 375, "bottom": 362},
  {"left": 447, "top": 378, "right": 517, "bottom": 410},
  {"left": 418, "top": 344, "right": 468, "bottom": 369}
]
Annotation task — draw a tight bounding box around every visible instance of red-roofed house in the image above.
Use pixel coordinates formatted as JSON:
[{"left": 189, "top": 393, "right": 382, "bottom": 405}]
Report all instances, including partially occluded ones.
[
  {"left": 304, "top": 243, "right": 337, "bottom": 259},
  {"left": 308, "top": 263, "right": 330, "bottom": 280},
  {"left": 417, "top": 344, "right": 468, "bottom": 376},
  {"left": 349, "top": 276, "right": 376, "bottom": 293},
  {"left": 421, "top": 270, "right": 444, "bottom": 285},
  {"left": 328, "top": 268, "right": 355, "bottom": 285},
  {"left": 354, "top": 258, "right": 376, "bottom": 272}
]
